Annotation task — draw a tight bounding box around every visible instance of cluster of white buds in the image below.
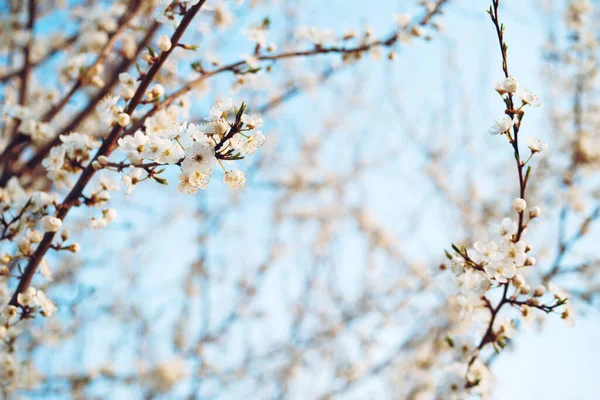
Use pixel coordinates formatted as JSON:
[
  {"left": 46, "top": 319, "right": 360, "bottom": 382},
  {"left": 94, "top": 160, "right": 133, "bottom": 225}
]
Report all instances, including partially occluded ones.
[{"left": 489, "top": 77, "right": 541, "bottom": 135}]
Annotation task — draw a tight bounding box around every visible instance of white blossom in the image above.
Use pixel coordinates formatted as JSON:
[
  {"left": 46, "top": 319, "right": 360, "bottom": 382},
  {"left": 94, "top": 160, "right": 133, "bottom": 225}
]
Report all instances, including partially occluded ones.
[
  {"left": 41, "top": 216, "right": 62, "bottom": 233},
  {"left": 488, "top": 116, "right": 513, "bottom": 135}
]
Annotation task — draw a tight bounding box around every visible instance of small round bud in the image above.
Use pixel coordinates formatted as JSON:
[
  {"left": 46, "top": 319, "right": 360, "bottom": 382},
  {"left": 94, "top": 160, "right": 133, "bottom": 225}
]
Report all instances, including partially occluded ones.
[
  {"left": 122, "top": 35, "right": 136, "bottom": 58},
  {"left": 67, "top": 242, "right": 80, "bottom": 253},
  {"left": 41, "top": 215, "right": 62, "bottom": 233},
  {"left": 411, "top": 25, "right": 424, "bottom": 37},
  {"left": 527, "top": 298, "right": 540, "bottom": 306},
  {"left": 529, "top": 206, "right": 541, "bottom": 219},
  {"left": 157, "top": 35, "right": 172, "bottom": 52},
  {"left": 213, "top": 119, "right": 229, "bottom": 136},
  {"left": 17, "top": 237, "right": 31, "bottom": 253},
  {"left": 92, "top": 160, "right": 102, "bottom": 170},
  {"left": 60, "top": 228, "right": 70, "bottom": 241},
  {"left": 128, "top": 152, "right": 142, "bottom": 165},
  {"left": 117, "top": 113, "right": 130, "bottom": 127},
  {"left": 122, "top": 87, "right": 136, "bottom": 99},
  {"left": 0, "top": 253, "right": 10, "bottom": 265},
  {"left": 27, "top": 229, "right": 43, "bottom": 243},
  {"left": 141, "top": 50, "right": 152, "bottom": 62},
  {"left": 90, "top": 75, "right": 105, "bottom": 88},
  {"left": 2, "top": 305, "right": 18, "bottom": 320},
  {"left": 512, "top": 198, "right": 527, "bottom": 213},
  {"left": 533, "top": 286, "right": 546, "bottom": 297},
  {"left": 519, "top": 284, "right": 531, "bottom": 295},
  {"left": 90, "top": 218, "right": 108, "bottom": 229},
  {"left": 525, "top": 256, "right": 536, "bottom": 266},
  {"left": 512, "top": 274, "right": 525, "bottom": 288},
  {"left": 103, "top": 208, "right": 117, "bottom": 222},
  {"left": 98, "top": 155, "right": 109, "bottom": 166},
  {"left": 152, "top": 84, "right": 164, "bottom": 97},
  {"left": 96, "top": 190, "right": 111, "bottom": 202},
  {"left": 503, "top": 76, "right": 519, "bottom": 93}
]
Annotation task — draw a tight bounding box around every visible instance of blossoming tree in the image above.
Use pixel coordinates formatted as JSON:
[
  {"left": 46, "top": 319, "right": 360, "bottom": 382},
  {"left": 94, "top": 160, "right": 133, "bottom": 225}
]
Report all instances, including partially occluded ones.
[{"left": 0, "top": 0, "right": 598, "bottom": 398}]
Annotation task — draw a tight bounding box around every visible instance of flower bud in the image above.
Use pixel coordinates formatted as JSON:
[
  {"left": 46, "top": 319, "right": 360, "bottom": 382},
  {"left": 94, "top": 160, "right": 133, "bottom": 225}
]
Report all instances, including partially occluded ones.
[
  {"left": 512, "top": 198, "right": 527, "bottom": 213},
  {"left": 92, "top": 160, "right": 102, "bottom": 170},
  {"left": 519, "top": 284, "right": 531, "bottom": 295},
  {"left": 103, "top": 208, "right": 117, "bottom": 222},
  {"left": 65, "top": 242, "right": 80, "bottom": 253},
  {"left": 525, "top": 256, "right": 536, "bottom": 266},
  {"left": 98, "top": 155, "right": 109, "bottom": 166},
  {"left": 529, "top": 206, "right": 541, "bottom": 219},
  {"left": 512, "top": 273, "right": 525, "bottom": 288},
  {"left": 96, "top": 190, "right": 111, "bottom": 202},
  {"left": 141, "top": 50, "right": 152, "bottom": 62},
  {"left": 157, "top": 35, "right": 172, "bottom": 52},
  {"left": 503, "top": 76, "right": 519, "bottom": 93},
  {"left": 527, "top": 298, "right": 540, "bottom": 306},
  {"left": 60, "top": 228, "right": 70, "bottom": 241},
  {"left": 2, "top": 305, "right": 18, "bottom": 320},
  {"left": 411, "top": 25, "right": 424, "bottom": 37},
  {"left": 90, "top": 75, "right": 105, "bottom": 88},
  {"left": 533, "top": 286, "right": 546, "bottom": 297},
  {"left": 117, "top": 113, "right": 130, "bottom": 127},
  {"left": 41, "top": 215, "right": 62, "bottom": 233},
  {"left": 122, "top": 87, "right": 136, "bottom": 99},
  {"left": 213, "top": 119, "right": 229, "bottom": 136},
  {"left": 0, "top": 253, "right": 10, "bottom": 265},
  {"left": 152, "top": 84, "right": 164, "bottom": 98},
  {"left": 27, "top": 229, "right": 43, "bottom": 243}
]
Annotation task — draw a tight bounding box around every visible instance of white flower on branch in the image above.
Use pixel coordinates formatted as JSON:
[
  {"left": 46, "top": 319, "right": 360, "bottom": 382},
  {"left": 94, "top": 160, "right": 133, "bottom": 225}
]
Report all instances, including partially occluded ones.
[
  {"left": 35, "top": 289, "right": 57, "bottom": 317},
  {"left": 205, "top": 98, "right": 233, "bottom": 121},
  {"left": 158, "top": 35, "right": 172, "bottom": 52},
  {"left": 181, "top": 140, "right": 216, "bottom": 174},
  {"left": 41, "top": 216, "right": 62, "bottom": 233},
  {"left": 177, "top": 171, "right": 210, "bottom": 194},
  {"left": 241, "top": 113, "right": 264, "bottom": 129},
  {"left": 118, "top": 131, "right": 149, "bottom": 163},
  {"left": 39, "top": 258, "right": 54, "bottom": 281},
  {"left": 501, "top": 240, "right": 527, "bottom": 268},
  {"left": 156, "top": 142, "right": 185, "bottom": 165},
  {"left": 469, "top": 240, "right": 501, "bottom": 264},
  {"left": 19, "top": 120, "right": 55, "bottom": 143},
  {"left": 518, "top": 89, "right": 541, "bottom": 107},
  {"left": 118, "top": 72, "right": 138, "bottom": 99},
  {"left": 42, "top": 146, "right": 65, "bottom": 171},
  {"left": 526, "top": 137, "right": 547, "bottom": 153},
  {"left": 122, "top": 167, "right": 144, "bottom": 195},
  {"left": 502, "top": 76, "right": 520, "bottom": 93},
  {"left": 511, "top": 197, "right": 526, "bottom": 213},
  {"left": 488, "top": 116, "right": 513, "bottom": 135},
  {"left": 497, "top": 217, "right": 517, "bottom": 238},
  {"left": 223, "top": 169, "right": 246, "bottom": 189}
]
